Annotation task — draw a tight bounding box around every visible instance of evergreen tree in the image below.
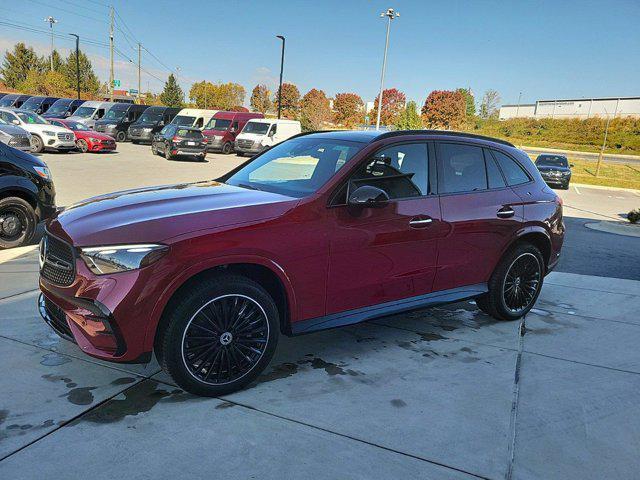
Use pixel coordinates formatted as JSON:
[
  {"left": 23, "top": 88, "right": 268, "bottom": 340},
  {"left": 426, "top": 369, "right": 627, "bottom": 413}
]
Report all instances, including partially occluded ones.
[
  {"left": 0, "top": 43, "right": 45, "bottom": 88},
  {"left": 61, "top": 50, "right": 101, "bottom": 96},
  {"left": 159, "top": 74, "right": 184, "bottom": 107},
  {"left": 44, "top": 49, "right": 64, "bottom": 72},
  {"left": 456, "top": 88, "right": 476, "bottom": 117},
  {"left": 394, "top": 101, "right": 423, "bottom": 130}
]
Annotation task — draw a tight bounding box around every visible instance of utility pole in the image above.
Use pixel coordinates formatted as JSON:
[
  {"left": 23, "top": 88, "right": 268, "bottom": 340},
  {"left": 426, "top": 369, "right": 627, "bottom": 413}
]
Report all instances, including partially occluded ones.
[
  {"left": 69, "top": 34, "right": 80, "bottom": 99},
  {"left": 44, "top": 16, "right": 58, "bottom": 71},
  {"left": 276, "top": 35, "right": 285, "bottom": 119},
  {"left": 516, "top": 91, "right": 522, "bottom": 117},
  {"left": 595, "top": 109, "right": 612, "bottom": 177},
  {"left": 109, "top": 6, "right": 114, "bottom": 101},
  {"left": 138, "top": 43, "right": 142, "bottom": 104},
  {"left": 376, "top": 8, "right": 399, "bottom": 130}
]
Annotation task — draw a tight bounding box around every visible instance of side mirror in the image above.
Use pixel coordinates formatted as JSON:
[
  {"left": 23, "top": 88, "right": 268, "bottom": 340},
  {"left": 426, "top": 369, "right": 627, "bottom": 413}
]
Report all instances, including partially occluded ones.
[
  {"left": 570, "top": 163, "right": 575, "bottom": 168},
  {"left": 12, "top": 119, "right": 20, "bottom": 125},
  {"left": 159, "top": 121, "right": 164, "bottom": 126},
  {"left": 268, "top": 129, "right": 275, "bottom": 137},
  {"left": 348, "top": 185, "right": 389, "bottom": 209}
]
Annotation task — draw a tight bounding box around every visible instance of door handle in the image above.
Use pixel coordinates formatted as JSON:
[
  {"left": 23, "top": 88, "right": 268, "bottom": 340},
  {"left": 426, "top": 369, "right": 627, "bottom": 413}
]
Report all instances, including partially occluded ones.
[
  {"left": 409, "top": 217, "right": 433, "bottom": 228},
  {"left": 497, "top": 207, "right": 515, "bottom": 218}
]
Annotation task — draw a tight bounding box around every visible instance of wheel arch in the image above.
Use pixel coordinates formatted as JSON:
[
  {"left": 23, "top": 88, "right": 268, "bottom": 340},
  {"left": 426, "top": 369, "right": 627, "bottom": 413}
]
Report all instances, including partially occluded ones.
[
  {"left": 0, "top": 180, "right": 39, "bottom": 212},
  {"left": 504, "top": 226, "right": 552, "bottom": 270},
  {"left": 148, "top": 257, "right": 296, "bottom": 356}
]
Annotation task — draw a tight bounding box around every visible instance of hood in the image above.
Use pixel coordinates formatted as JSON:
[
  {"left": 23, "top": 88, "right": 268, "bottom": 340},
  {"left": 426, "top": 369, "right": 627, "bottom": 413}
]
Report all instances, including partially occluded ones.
[
  {"left": 537, "top": 165, "right": 570, "bottom": 172},
  {"left": 130, "top": 122, "right": 157, "bottom": 128},
  {"left": 76, "top": 130, "right": 114, "bottom": 141},
  {"left": 95, "top": 119, "right": 121, "bottom": 126},
  {"left": 49, "top": 180, "right": 297, "bottom": 246},
  {"left": 0, "top": 142, "right": 46, "bottom": 167},
  {"left": 0, "top": 124, "right": 29, "bottom": 136}
]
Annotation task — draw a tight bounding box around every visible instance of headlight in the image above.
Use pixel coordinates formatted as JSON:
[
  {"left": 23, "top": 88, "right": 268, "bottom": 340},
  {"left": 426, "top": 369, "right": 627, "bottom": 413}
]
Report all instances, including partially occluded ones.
[
  {"left": 43, "top": 130, "right": 56, "bottom": 136},
  {"left": 563, "top": 171, "right": 571, "bottom": 176},
  {"left": 33, "top": 166, "right": 52, "bottom": 180},
  {"left": 89, "top": 137, "right": 102, "bottom": 143},
  {"left": 80, "top": 244, "right": 169, "bottom": 275}
]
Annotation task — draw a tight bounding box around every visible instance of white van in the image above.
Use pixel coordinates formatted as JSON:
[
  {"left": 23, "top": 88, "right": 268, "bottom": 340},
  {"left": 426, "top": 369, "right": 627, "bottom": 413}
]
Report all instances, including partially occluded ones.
[
  {"left": 170, "top": 109, "right": 218, "bottom": 130},
  {"left": 234, "top": 119, "right": 301, "bottom": 156},
  {"left": 68, "top": 101, "right": 118, "bottom": 129}
]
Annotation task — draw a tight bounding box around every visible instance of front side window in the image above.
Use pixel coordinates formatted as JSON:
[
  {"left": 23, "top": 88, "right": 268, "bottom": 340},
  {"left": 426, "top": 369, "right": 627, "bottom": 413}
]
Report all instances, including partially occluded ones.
[
  {"left": 226, "top": 137, "right": 365, "bottom": 198},
  {"left": 438, "top": 143, "right": 487, "bottom": 194},
  {"left": 492, "top": 150, "right": 530, "bottom": 185},
  {"left": 349, "top": 143, "right": 429, "bottom": 200}
]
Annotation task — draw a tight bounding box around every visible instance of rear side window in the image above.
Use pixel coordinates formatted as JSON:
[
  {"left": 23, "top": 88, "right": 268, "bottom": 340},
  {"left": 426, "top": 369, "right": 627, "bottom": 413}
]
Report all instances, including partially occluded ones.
[
  {"left": 438, "top": 143, "right": 487, "bottom": 194},
  {"left": 491, "top": 150, "right": 530, "bottom": 185}
]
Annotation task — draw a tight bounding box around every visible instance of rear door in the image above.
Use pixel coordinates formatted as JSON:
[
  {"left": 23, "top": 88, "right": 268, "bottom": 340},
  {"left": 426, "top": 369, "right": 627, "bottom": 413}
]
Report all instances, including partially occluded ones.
[
  {"left": 326, "top": 141, "right": 443, "bottom": 314},
  {"left": 433, "top": 142, "right": 524, "bottom": 292}
]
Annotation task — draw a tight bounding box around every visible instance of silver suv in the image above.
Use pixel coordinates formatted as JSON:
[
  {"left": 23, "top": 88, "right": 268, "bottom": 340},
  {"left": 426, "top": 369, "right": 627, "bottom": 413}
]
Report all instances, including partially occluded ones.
[{"left": 0, "top": 117, "right": 31, "bottom": 151}]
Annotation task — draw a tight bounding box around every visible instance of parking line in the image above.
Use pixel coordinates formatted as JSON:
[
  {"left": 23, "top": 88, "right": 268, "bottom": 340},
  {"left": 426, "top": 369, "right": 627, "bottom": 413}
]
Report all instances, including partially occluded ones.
[{"left": 573, "top": 185, "right": 581, "bottom": 195}]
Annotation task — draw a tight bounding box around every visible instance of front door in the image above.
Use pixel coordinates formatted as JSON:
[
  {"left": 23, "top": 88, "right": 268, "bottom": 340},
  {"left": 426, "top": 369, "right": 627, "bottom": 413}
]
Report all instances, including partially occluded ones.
[
  {"left": 433, "top": 142, "right": 525, "bottom": 292},
  {"left": 326, "top": 142, "right": 443, "bottom": 315}
]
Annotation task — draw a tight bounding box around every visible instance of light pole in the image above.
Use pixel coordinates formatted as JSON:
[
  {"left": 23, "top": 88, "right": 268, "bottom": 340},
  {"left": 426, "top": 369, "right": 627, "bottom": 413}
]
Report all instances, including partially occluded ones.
[
  {"left": 69, "top": 34, "right": 80, "bottom": 99},
  {"left": 595, "top": 108, "right": 612, "bottom": 178},
  {"left": 515, "top": 91, "right": 522, "bottom": 117},
  {"left": 44, "top": 16, "right": 58, "bottom": 71},
  {"left": 276, "top": 35, "right": 285, "bottom": 119},
  {"left": 375, "top": 8, "right": 399, "bottom": 130}
]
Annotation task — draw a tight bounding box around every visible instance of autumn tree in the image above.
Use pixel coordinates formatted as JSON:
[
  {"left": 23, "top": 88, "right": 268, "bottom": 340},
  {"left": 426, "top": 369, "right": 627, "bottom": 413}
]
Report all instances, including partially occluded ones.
[
  {"left": 189, "top": 81, "right": 245, "bottom": 110},
  {"left": 0, "top": 43, "right": 46, "bottom": 88},
  {"left": 300, "top": 88, "right": 331, "bottom": 131},
  {"left": 394, "top": 101, "right": 423, "bottom": 130},
  {"left": 479, "top": 89, "right": 501, "bottom": 119},
  {"left": 19, "top": 70, "right": 75, "bottom": 98},
  {"left": 370, "top": 88, "right": 406, "bottom": 126},
  {"left": 273, "top": 83, "right": 301, "bottom": 119},
  {"left": 456, "top": 87, "right": 475, "bottom": 117},
  {"left": 159, "top": 73, "right": 184, "bottom": 107},
  {"left": 250, "top": 84, "right": 272, "bottom": 113},
  {"left": 333, "top": 93, "right": 364, "bottom": 128},
  {"left": 61, "top": 50, "right": 101, "bottom": 96},
  {"left": 421, "top": 90, "right": 466, "bottom": 129}
]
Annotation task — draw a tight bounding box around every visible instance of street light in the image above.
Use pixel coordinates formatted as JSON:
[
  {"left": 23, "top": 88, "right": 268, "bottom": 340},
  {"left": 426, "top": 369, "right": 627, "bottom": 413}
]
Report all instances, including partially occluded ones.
[
  {"left": 44, "top": 16, "right": 58, "bottom": 71},
  {"left": 375, "top": 8, "right": 399, "bottom": 130},
  {"left": 69, "top": 34, "right": 80, "bottom": 99},
  {"left": 276, "top": 35, "right": 285, "bottom": 119}
]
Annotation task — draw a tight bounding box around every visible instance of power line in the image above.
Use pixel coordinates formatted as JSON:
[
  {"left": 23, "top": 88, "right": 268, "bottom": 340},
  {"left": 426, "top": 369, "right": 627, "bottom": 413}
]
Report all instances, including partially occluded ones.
[{"left": 24, "top": 0, "right": 107, "bottom": 24}]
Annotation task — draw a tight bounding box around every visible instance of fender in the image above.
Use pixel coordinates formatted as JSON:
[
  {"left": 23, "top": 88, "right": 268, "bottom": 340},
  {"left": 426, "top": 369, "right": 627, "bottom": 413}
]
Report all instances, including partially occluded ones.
[
  {"left": 142, "top": 253, "right": 298, "bottom": 353},
  {"left": 0, "top": 176, "right": 39, "bottom": 203},
  {"left": 502, "top": 224, "right": 551, "bottom": 258}
]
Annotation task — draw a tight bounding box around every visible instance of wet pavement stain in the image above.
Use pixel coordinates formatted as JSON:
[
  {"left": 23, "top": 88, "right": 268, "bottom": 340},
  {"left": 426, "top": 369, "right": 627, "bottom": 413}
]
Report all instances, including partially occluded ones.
[
  {"left": 61, "top": 386, "right": 97, "bottom": 406},
  {"left": 40, "top": 353, "right": 71, "bottom": 366},
  {"left": 390, "top": 399, "right": 407, "bottom": 408},
  {"left": 255, "top": 362, "right": 299, "bottom": 383},
  {"left": 42, "top": 374, "right": 76, "bottom": 389},
  {"left": 111, "top": 377, "right": 137, "bottom": 386},
  {"left": 215, "top": 401, "right": 236, "bottom": 410},
  {"left": 305, "top": 357, "right": 361, "bottom": 376}
]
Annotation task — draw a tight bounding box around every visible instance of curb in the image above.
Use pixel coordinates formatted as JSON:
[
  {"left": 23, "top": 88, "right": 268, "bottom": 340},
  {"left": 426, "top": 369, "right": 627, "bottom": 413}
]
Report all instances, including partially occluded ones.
[
  {"left": 584, "top": 221, "right": 640, "bottom": 238},
  {"left": 570, "top": 183, "right": 640, "bottom": 194}
]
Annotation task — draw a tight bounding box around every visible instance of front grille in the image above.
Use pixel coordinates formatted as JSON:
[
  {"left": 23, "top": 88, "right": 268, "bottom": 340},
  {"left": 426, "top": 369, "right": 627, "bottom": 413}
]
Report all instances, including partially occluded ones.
[
  {"left": 8, "top": 134, "right": 30, "bottom": 148},
  {"left": 129, "top": 128, "right": 141, "bottom": 136},
  {"left": 42, "top": 295, "right": 74, "bottom": 340},
  {"left": 101, "top": 139, "right": 115, "bottom": 145},
  {"left": 57, "top": 132, "right": 73, "bottom": 141},
  {"left": 41, "top": 234, "right": 76, "bottom": 286},
  {"left": 237, "top": 139, "right": 254, "bottom": 149}
]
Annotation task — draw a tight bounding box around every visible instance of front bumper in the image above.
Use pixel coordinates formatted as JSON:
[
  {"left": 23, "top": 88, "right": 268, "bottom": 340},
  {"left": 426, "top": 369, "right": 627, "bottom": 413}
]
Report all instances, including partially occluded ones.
[
  {"left": 89, "top": 140, "right": 116, "bottom": 152},
  {"left": 541, "top": 174, "right": 570, "bottom": 186},
  {"left": 128, "top": 129, "right": 154, "bottom": 142},
  {"left": 44, "top": 137, "right": 76, "bottom": 150},
  {"left": 234, "top": 142, "right": 264, "bottom": 155},
  {"left": 39, "top": 256, "right": 159, "bottom": 364},
  {"left": 95, "top": 125, "right": 119, "bottom": 137}
]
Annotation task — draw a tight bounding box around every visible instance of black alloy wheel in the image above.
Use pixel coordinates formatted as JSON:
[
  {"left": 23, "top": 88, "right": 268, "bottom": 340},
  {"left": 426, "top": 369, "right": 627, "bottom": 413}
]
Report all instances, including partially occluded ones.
[
  {"left": 0, "top": 197, "right": 37, "bottom": 249},
  {"left": 502, "top": 252, "right": 541, "bottom": 314},
  {"left": 222, "top": 142, "right": 233, "bottom": 155},
  {"left": 116, "top": 131, "right": 127, "bottom": 142}
]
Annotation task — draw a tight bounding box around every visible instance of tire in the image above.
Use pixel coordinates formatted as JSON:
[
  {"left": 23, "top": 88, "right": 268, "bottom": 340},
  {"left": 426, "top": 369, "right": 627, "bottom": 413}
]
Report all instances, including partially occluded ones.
[
  {"left": 0, "top": 197, "right": 38, "bottom": 249},
  {"left": 164, "top": 145, "right": 173, "bottom": 160},
  {"left": 116, "top": 131, "right": 127, "bottom": 143},
  {"left": 159, "top": 274, "right": 279, "bottom": 396},
  {"left": 30, "top": 135, "right": 44, "bottom": 153},
  {"left": 221, "top": 142, "right": 233, "bottom": 155},
  {"left": 475, "top": 243, "right": 544, "bottom": 321},
  {"left": 562, "top": 182, "right": 570, "bottom": 190},
  {"left": 76, "top": 139, "right": 89, "bottom": 153}
]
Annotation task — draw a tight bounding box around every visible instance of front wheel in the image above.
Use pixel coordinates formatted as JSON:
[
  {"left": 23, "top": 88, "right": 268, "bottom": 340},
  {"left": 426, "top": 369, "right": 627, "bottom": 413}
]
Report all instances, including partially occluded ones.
[
  {"left": 158, "top": 274, "right": 279, "bottom": 396},
  {"left": 76, "top": 139, "right": 89, "bottom": 153},
  {"left": 476, "top": 243, "right": 544, "bottom": 321},
  {"left": 0, "top": 197, "right": 38, "bottom": 249},
  {"left": 164, "top": 144, "right": 173, "bottom": 160},
  {"left": 221, "top": 142, "right": 233, "bottom": 155},
  {"left": 115, "top": 131, "right": 127, "bottom": 142},
  {"left": 30, "top": 135, "right": 44, "bottom": 153}
]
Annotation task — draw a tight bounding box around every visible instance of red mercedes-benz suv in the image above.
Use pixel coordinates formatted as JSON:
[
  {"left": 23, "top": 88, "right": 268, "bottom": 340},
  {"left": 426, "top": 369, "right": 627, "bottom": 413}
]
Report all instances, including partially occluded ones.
[{"left": 39, "top": 130, "right": 564, "bottom": 396}]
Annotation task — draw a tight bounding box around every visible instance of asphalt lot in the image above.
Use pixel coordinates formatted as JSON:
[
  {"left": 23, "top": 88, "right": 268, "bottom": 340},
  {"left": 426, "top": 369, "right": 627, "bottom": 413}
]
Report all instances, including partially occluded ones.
[{"left": 1, "top": 142, "right": 639, "bottom": 479}]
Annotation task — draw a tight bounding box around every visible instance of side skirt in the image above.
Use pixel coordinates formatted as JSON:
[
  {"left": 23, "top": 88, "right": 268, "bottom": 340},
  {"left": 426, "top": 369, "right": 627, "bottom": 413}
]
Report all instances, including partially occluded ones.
[{"left": 291, "top": 283, "right": 488, "bottom": 335}]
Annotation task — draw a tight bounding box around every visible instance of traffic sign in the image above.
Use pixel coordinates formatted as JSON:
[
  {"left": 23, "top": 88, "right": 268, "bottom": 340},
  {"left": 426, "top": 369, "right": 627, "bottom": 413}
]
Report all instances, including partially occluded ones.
[
  {"left": 129, "top": 89, "right": 139, "bottom": 94},
  {"left": 112, "top": 79, "right": 121, "bottom": 87}
]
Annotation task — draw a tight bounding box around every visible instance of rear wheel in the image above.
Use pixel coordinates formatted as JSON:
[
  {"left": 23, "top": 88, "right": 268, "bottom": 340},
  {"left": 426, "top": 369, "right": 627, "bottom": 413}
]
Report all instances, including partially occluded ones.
[
  {"left": 30, "top": 135, "right": 44, "bottom": 153},
  {"left": 76, "top": 139, "right": 89, "bottom": 153},
  {"left": 116, "top": 131, "right": 127, "bottom": 142},
  {"left": 164, "top": 144, "right": 173, "bottom": 160},
  {"left": 222, "top": 142, "right": 233, "bottom": 155},
  {"left": 159, "top": 274, "right": 279, "bottom": 396},
  {"left": 476, "top": 243, "right": 544, "bottom": 321},
  {"left": 0, "top": 197, "right": 37, "bottom": 249}
]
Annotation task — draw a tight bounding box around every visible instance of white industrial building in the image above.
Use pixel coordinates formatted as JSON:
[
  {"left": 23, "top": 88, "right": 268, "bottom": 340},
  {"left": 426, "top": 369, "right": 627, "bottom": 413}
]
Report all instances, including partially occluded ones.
[{"left": 499, "top": 96, "right": 640, "bottom": 120}]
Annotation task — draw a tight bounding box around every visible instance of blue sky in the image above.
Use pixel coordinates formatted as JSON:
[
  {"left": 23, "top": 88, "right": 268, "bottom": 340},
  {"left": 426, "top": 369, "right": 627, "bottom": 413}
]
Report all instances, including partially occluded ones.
[{"left": 1, "top": 0, "right": 639, "bottom": 106}]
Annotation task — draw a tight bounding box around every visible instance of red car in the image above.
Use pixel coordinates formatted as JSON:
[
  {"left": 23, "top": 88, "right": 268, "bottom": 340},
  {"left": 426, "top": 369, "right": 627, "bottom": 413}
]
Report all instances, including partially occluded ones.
[
  {"left": 48, "top": 118, "right": 116, "bottom": 153},
  {"left": 39, "top": 130, "right": 564, "bottom": 396}
]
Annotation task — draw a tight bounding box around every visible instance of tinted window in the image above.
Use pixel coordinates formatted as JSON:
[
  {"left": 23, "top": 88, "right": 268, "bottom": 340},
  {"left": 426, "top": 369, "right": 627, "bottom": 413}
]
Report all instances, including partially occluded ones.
[
  {"left": 243, "top": 122, "right": 270, "bottom": 134},
  {"left": 176, "top": 128, "right": 202, "bottom": 138},
  {"left": 485, "top": 150, "right": 506, "bottom": 188},
  {"left": 206, "top": 118, "right": 232, "bottom": 130},
  {"left": 438, "top": 143, "right": 487, "bottom": 193},
  {"left": 492, "top": 150, "right": 530, "bottom": 185},
  {"left": 350, "top": 143, "right": 429, "bottom": 200}
]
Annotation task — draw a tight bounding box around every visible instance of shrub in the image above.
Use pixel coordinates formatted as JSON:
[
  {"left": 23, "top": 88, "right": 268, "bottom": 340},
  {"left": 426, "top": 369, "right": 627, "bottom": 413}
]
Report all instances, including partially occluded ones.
[{"left": 627, "top": 209, "right": 640, "bottom": 224}]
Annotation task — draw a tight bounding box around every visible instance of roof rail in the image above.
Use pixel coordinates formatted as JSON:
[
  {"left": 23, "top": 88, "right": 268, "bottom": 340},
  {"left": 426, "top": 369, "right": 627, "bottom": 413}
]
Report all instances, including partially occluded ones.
[{"left": 373, "top": 129, "right": 515, "bottom": 147}]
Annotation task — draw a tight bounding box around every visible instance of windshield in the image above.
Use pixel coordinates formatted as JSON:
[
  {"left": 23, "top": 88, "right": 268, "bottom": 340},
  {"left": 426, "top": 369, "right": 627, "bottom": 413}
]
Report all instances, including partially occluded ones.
[
  {"left": 104, "top": 107, "right": 127, "bottom": 120},
  {"left": 205, "top": 118, "right": 232, "bottom": 130},
  {"left": 226, "top": 137, "right": 365, "bottom": 198},
  {"left": 0, "top": 96, "right": 17, "bottom": 107},
  {"left": 171, "top": 115, "right": 195, "bottom": 126},
  {"left": 21, "top": 97, "right": 43, "bottom": 110},
  {"left": 137, "top": 108, "right": 164, "bottom": 123},
  {"left": 46, "top": 100, "right": 72, "bottom": 114},
  {"left": 64, "top": 120, "right": 89, "bottom": 131},
  {"left": 536, "top": 155, "right": 568, "bottom": 168},
  {"left": 16, "top": 111, "right": 47, "bottom": 124},
  {"left": 242, "top": 121, "right": 271, "bottom": 135},
  {"left": 73, "top": 106, "right": 96, "bottom": 118},
  {"left": 0, "top": 117, "right": 7, "bottom": 125}
]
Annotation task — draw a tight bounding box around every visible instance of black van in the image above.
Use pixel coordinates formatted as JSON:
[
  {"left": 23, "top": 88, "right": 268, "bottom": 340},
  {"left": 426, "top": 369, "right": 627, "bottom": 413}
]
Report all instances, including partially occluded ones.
[
  {"left": 20, "top": 96, "right": 60, "bottom": 115},
  {"left": 41, "top": 99, "right": 84, "bottom": 119},
  {"left": 94, "top": 104, "right": 149, "bottom": 142},
  {"left": 0, "top": 94, "right": 32, "bottom": 109},
  {"left": 127, "top": 106, "right": 180, "bottom": 143}
]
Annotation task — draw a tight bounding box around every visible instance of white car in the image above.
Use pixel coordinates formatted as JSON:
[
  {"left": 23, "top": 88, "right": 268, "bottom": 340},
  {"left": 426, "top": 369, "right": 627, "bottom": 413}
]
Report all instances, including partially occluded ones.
[{"left": 0, "top": 108, "right": 75, "bottom": 153}]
